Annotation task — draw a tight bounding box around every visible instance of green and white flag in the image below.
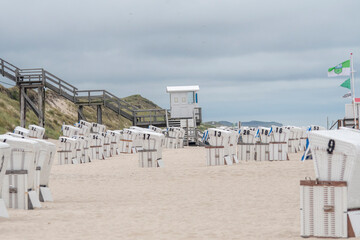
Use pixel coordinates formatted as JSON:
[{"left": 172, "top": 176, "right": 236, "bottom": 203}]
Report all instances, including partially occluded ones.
[
  {"left": 340, "top": 78, "right": 351, "bottom": 89},
  {"left": 328, "top": 59, "right": 350, "bottom": 77}
]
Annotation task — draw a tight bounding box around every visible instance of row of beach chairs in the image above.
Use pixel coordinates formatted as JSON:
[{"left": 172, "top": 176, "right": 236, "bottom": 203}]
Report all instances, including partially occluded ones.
[
  {"left": 120, "top": 126, "right": 165, "bottom": 167},
  {"left": 58, "top": 120, "right": 125, "bottom": 164},
  {"left": 0, "top": 121, "right": 187, "bottom": 218},
  {"left": 58, "top": 121, "right": 185, "bottom": 168},
  {"left": 202, "top": 125, "right": 325, "bottom": 166},
  {"left": 203, "top": 127, "right": 240, "bottom": 166},
  {"left": 0, "top": 124, "right": 55, "bottom": 218}
]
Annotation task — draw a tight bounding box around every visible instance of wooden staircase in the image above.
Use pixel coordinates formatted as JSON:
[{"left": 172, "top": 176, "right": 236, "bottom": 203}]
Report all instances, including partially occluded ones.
[
  {"left": 0, "top": 58, "right": 141, "bottom": 126},
  {"left": 0, "top": 57, "right": 202, "bottom": 129}
]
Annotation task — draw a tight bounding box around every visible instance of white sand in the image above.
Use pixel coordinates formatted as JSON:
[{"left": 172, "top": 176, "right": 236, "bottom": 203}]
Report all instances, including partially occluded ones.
[{"left": 0, "top": 146, "right": 317, "bottom": 240}]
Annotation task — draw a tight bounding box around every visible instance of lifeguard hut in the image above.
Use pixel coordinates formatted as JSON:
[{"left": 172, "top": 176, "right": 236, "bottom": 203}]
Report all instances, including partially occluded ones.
[
  {"left": 166, "top": 85, "right": 202, "bottom": 145},
  {"left": 334, "top": 98, "right": 360, "bottom": 129}
]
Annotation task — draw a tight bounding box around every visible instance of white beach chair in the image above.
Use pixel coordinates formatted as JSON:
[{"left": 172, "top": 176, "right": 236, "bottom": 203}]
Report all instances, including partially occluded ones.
[
  {"left": 177, "top": 128, "right": 185, "bottom": 148},
  {"left": 300, "top": 179, "right": 348, "bottom": 238},
  {"left": 138, "top": 131, "right": 164, "bottom": 168},
  {"left": 254, "top": 127, "right": 271, "bottom": 161},
  {"left": 0, "top": 135, "right": 41, "bottom": 210},
  {"left": 285, "top": 126, "right": 302, "bottom": 153},
  {"left": 268, "top": 126, "right": 289, "bottom": 161},
  {"left": 75, "top": 122, "right": 90, "bottom": 136},
  {"left": 119, "top": 129, "right": 133, "bottom": 154},
  {"left": 204, "top": 128, "right": 233, "bottom": 166},
  {"left": 81, "top": 136, "right": 91, "bottom": 163},
  {"left": 58, "top": 136, "right": 77, "bottom": 164},
  {"left": 107, "top": 130, "right": 121, "bottom": 156},
  {"left": 37, "top": 140, "right": 56, "bottom": 202},
  {"left": 7, "top": 132, "right": 56, "bottom": 202},
  {"left": 128, "top": 127, "right": 153, "bottom": 153},
  {"left": 231, "top": 130, "right": 240, "bottom": 163},
  {"left": 71, "top": 135, "right": 86, "bottom": 163},
  {"left": 300, "top": 125, "right": 327, "bottom": 161},
  {"left": 237, "top": 127, "right": 257, "bottom": 161},
  {"left": 14, "top": 126, "right": 29, "bottom": 137},
  {"left": 91, "top": 123, "right": 106, "bottom": 133},
  {"left": 0, "top": 142, "right": 10, "bottom": 218},
  {"left": 308, "top": 129, "right": 360, "bottom": 209},
  {"left": 70, "top": 135, "right": 91, "bottom": 163},
  {"left": 89, "top": 134, "right": 105, "bottom": 160},
  {"left": 62, "top": 125, "right": 80, "bottom": 138},
  {"left": 165, "top": 127, "right": 182, "bottom": 149},
  {"left": 149, "top": 125, "right": 163, "bottom": 133},
  {"left": 216, "top": 127, "right": 239, "bottom": 163},
  {"left": 101, "top": 132, "right": 112, "bottom": 158},
  {"left": 78, "top": 120, "right": 92, "bottom": 133},
  {"left": 121, "top": 128, "right": 148, "bottom": 154},
  {"left": 28, "top": 125, "right": 45, "bottom": 139}
]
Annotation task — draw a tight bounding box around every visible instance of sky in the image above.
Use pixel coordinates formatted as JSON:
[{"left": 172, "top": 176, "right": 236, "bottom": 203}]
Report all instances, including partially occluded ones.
[{"left": 1, "top": 0, "right": 360, "bottom": 127}]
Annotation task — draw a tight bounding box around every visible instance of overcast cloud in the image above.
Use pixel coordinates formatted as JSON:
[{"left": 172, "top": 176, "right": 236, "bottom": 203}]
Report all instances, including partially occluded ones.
[{"left": 1, "top": 0, "right": 360, "bottom": 126}]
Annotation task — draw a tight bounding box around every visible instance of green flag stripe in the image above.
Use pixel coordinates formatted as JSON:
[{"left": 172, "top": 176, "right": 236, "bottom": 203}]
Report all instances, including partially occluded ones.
[
  {"left": 340, "top": 78, "right": 351, "bottom": 89},
  {"left": 328, "top": 59, "right": 350, "bottom": 72},
  {"left": 342, "top": 60, "right": 351, "bottom": 68}
]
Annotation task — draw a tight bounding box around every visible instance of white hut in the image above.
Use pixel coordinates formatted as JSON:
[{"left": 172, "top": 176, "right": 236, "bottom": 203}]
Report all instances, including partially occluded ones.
[
  {"left": 166, "top": 85, "right": 199, "bottom": 119},
  {"left": 166, "top": 85, "right": 201, "bottom": 145}
]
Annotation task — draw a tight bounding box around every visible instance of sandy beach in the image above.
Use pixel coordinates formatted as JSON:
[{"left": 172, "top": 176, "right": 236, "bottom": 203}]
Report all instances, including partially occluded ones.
[{"left": 0, "top": 145, "right": 317, "bottom": 240}]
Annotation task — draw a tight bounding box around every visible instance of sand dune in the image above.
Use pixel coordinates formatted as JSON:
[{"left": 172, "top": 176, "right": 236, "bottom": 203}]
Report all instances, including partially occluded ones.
[{"left": 0, "top": 145, "right": 317, "bottom": 240}]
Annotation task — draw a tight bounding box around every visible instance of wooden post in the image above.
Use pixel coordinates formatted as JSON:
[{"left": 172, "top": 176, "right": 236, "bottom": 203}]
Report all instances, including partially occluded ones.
[
  {"left": 165, "top": 109, "right": 169, "bottom": 128},
  {"left": 19, "top": 87, "right": 26, "bottom": 128},
  {"left": 1, "top": 59, "right": 4, "bottom": 76},
  {"left": 38, "top": 87, "right": 45, "bottom": 127},
  {"left": 186, "top": 119, "right": 189, "bottom": 146},
  {"left": 97, "top": 105, "right": 102, "bottom": 124},
  {"left": 133, "top": 111, "right": 137, "bottom": 126},
  {"left": 78, "top": 105, "right": 84, "bottom": 122}
]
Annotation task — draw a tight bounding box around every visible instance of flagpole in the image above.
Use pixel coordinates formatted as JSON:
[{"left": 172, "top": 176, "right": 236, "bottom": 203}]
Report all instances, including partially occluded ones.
[{"left": 350, "top": 53, "right": 357, "bottom": 128}]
